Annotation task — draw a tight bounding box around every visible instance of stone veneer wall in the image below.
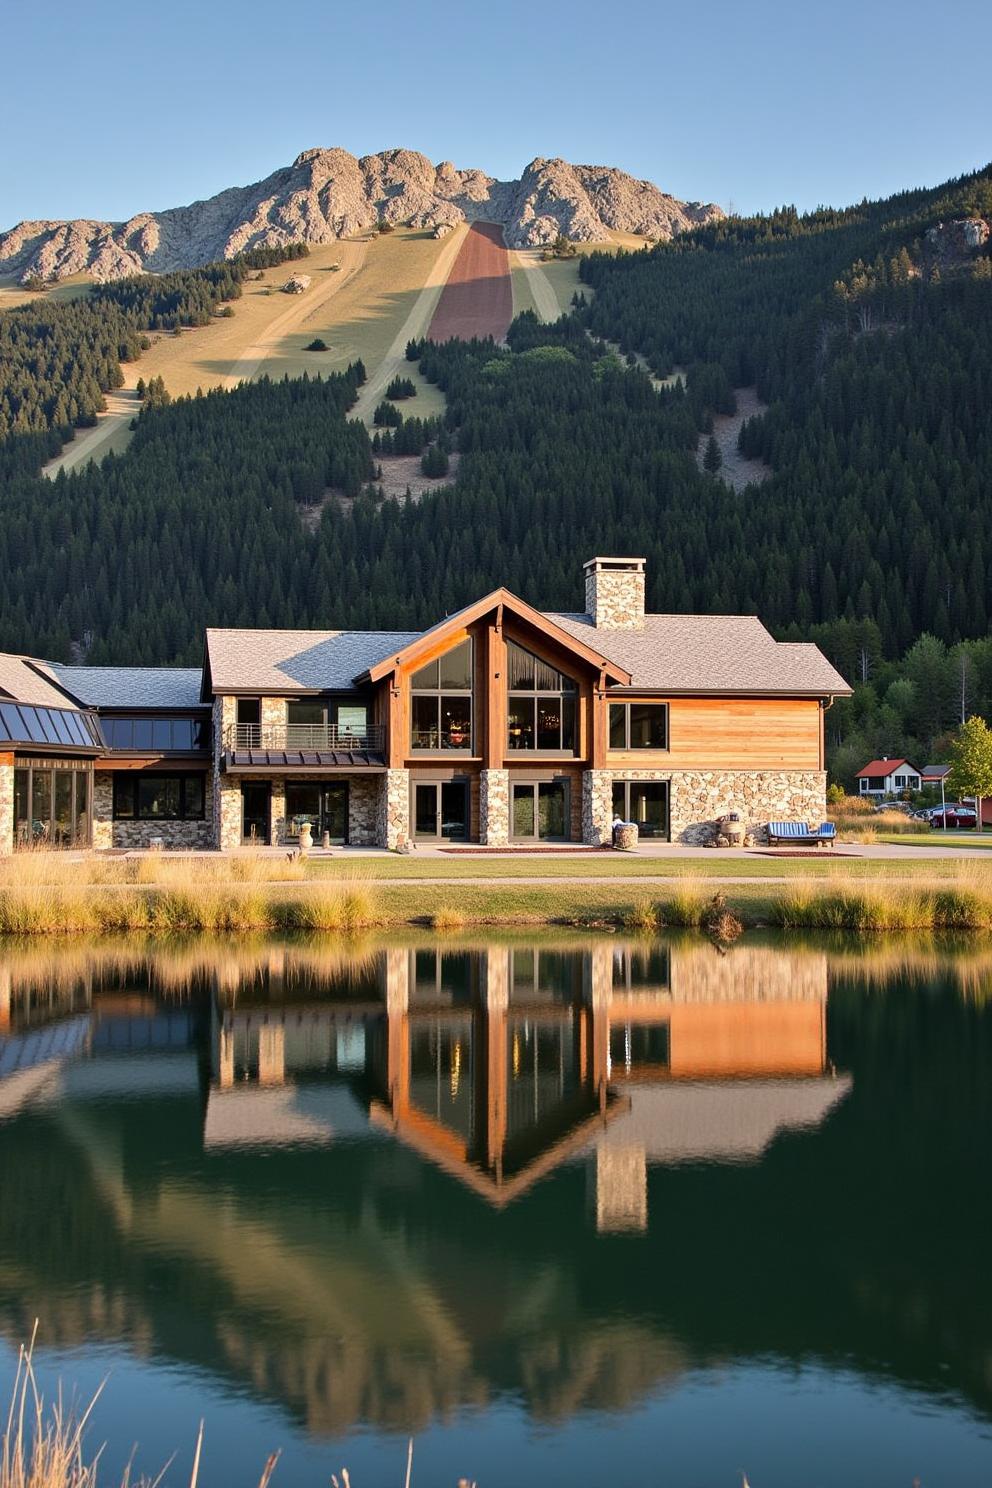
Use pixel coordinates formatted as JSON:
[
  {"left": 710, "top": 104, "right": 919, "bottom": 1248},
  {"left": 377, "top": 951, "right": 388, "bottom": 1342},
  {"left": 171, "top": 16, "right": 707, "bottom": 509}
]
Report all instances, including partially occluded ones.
[
  {"left": 93, "top": 770, "right": 215, "bottom": 849},
  {"left": 584, "top": 767, "right": 827, "bottom": 846},
  {"left": 583, "top": 566, "right": 645, "bottom": 629},
  {"left": 480, "top": 769, "right": 509, "bottom": 846},
  {"left": 0, "top": 757, "right": 13, "bottom": 856},
  {"left": 377, "top": 769, "right": 410, "bottom": 849},
  {"left": 268, "top": 774, "right": 378, "bottom": 846}
]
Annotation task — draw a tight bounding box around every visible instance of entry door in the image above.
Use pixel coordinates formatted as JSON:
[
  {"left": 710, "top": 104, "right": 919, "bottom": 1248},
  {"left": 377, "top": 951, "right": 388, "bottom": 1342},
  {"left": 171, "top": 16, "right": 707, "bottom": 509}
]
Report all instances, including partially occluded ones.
[
  {"left": 241, "top": 783, "right": 271, "bottom": 844},
  {"left": 321, "top": 783, "right": 349, "bottom": 845},
  {"left": 512, "top": 781, "right": 569, "bottom": 841},
  {"left": 413, "top": 780, "right": 469, "bottom": 840}
]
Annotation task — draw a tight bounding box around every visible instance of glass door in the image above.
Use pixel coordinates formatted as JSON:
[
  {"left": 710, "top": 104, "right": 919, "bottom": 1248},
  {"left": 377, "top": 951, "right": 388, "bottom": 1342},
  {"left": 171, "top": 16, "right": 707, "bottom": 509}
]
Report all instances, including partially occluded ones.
[
  {"left": 413, "top": 781, "right": 469, "bottom": 840},
  {"left": 511, "top": 781, "right": 569, "bottom": 841},
  {"left": 320, "top": 783, "right": 349, "bottom": 844},
  {"left": 241, "top": 782, "right": 271, "bottom": 844}
]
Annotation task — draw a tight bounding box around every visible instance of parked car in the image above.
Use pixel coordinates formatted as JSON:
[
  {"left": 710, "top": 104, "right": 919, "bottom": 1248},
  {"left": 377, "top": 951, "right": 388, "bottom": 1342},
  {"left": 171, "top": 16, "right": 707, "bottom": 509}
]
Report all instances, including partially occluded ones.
[
  {"left": 929, "top": 808, "right": 978, "bottom": 829},
  {"left": 872, "top": 799, "right": 915, "bottom": 814}
]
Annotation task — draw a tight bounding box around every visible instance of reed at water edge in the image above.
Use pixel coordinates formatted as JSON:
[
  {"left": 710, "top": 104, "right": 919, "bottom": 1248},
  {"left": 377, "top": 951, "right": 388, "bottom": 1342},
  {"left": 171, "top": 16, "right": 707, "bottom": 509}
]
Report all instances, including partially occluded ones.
[{"left": 0, "top": 852, "right": 381, "bottom": 936}]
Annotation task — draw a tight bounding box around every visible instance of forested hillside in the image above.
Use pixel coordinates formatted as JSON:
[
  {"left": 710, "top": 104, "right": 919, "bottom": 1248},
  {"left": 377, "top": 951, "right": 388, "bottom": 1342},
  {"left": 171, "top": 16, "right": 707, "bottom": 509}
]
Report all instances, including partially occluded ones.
[
  {"left": 579, "top": 166, "right": 992, "bottom": 649},
  {"left": 1, "top": 165, "right": 991, "bottom": 781}
]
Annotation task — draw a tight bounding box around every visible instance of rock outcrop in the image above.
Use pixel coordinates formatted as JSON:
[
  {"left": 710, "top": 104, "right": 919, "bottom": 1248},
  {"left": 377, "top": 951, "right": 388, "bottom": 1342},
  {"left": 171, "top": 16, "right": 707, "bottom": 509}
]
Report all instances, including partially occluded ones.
[{"left": 0, "top": 148, "right": 723, "bottom": 283}]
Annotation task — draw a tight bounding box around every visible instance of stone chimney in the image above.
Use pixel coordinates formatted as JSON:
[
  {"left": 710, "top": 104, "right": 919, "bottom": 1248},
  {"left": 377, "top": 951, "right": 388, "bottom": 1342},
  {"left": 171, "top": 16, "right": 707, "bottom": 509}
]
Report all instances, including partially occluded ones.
[{"left": 583, "top": 557, "right": 646, "bottom": 630}]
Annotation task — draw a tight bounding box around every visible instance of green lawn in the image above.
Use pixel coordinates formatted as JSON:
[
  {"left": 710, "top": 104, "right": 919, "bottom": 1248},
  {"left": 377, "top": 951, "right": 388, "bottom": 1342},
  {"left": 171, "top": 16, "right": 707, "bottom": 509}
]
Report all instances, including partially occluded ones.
[
  {"left": 307, "top": 853, "right": 991, "bottom": 883},
  {"left": 877, "top": 831, "right": 992, "bottom": 849}
]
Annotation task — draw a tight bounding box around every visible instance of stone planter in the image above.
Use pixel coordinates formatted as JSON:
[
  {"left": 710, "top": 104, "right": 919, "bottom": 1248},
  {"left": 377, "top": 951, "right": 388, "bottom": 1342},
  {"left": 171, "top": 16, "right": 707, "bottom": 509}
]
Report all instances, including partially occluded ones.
[
  {"left": 298, "top": 822, "right": 313, "bottom": 852},
  {"left": 614, "top": 823, "right": 639, "bottom": 851}
]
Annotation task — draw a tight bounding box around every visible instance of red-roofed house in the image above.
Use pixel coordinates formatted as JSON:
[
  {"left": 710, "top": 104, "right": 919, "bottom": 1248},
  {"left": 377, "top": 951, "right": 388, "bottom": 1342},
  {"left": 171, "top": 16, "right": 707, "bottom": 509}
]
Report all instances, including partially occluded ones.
[{"left": 856, "top": 758, "right": 921, "bottom": 797}]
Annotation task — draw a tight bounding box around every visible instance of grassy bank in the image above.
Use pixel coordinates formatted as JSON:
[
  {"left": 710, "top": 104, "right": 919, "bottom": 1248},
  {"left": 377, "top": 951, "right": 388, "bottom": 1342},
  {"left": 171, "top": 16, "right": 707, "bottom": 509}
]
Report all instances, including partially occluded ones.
[{"left": 3, "top": 852, "right": 992, "bottom": 935}]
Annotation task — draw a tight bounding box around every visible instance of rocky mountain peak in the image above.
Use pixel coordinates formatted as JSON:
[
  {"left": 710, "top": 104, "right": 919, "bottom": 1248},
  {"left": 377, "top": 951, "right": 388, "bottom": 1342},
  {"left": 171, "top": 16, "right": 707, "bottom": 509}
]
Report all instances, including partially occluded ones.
[{"left": 0, "top": 148, "right": 724, "bottom": 283}]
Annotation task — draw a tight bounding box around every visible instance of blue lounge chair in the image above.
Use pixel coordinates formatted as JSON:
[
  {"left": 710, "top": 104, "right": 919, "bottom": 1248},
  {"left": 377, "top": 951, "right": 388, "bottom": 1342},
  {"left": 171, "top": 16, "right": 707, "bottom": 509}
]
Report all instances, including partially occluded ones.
[{"left": 767, "top": 821, "right": 836, "bottom": 847}]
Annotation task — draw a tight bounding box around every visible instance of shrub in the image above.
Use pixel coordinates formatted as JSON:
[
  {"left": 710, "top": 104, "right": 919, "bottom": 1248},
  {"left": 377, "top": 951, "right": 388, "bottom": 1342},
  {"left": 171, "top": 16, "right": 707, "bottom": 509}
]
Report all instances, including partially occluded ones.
[{"left": 430, "top": 906, "right": 466, "bottom": 930}]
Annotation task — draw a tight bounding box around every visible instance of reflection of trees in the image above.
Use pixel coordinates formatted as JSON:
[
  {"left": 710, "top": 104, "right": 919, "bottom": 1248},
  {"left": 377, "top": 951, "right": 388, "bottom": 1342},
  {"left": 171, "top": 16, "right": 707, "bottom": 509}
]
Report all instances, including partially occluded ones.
[{"left": 2, "top": 934, "right": 992, "bottom": 1437}]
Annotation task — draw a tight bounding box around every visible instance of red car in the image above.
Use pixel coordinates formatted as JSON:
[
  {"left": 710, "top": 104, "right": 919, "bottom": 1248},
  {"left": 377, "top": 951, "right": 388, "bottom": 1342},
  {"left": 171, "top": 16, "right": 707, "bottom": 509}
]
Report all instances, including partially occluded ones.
[{"left": 930, "top": 808, "right": 978, "bottom": 829}]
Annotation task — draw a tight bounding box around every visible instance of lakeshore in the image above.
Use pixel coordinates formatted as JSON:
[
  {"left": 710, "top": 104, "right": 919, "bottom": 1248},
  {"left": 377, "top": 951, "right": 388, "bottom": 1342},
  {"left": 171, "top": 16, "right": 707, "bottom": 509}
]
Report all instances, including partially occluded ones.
[{"left": 3, "top": 843, "right": 992, "bottom": 935}]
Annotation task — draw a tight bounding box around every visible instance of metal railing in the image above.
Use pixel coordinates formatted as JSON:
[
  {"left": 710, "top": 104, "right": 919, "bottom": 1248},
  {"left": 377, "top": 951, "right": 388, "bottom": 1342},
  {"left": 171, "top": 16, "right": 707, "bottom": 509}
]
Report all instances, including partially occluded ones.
[{"left": 225, "top": 723, "right": 385, "bottom": 752}]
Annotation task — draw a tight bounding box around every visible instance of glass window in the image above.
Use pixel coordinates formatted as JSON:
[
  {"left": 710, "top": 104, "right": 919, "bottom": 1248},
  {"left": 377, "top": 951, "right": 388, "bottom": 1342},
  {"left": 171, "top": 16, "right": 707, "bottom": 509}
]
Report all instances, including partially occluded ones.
[
  {"left": 54, "top": 772, "right": 73, "bottom": 844},
  {"left": 412, "top": 695, "right": 440, "bottom": 750},
  {"left": 236, "top": 699, "right": 261, "bottom": 725},
  {"left": 508, "top": 698, "right": 535, "bottom": 750},
  {"left": 438, "top": 639, "right": 472, "bottom": 690},
  {"left": 14, "top": 770, "right": 29, "bottom": 845},
  {"left": 506, "top": 642, "right": 577, "bottom": 753},
  {"left": 411, "top": 658, "right": 439, "bottom": 691},
  {"left": 74, "top": 772, "right": 89, "bottom": 844},
  {"left": 286, "top": 782, "right": 321, "bottom": 835},
  {"left": 0, "top": 703, "right": 21, "bottom": 741},
  {"left": 32, "top": 770, "right": 52, "bottom": 837},
  {"left": 151, "top": 719, "right": 173, "bottom": 751},
  {"left": 336, "top": 705, "right": 367, "bottom": 737},
  {"left": 612, "top": 781, "right": 668, "bottom": 838},
  {"left": 113, "top": 773, "right": 205, "bottom": 821},
  {"left": 411, "top": 641, "right": 472, "bottom": 751},
  {"left": 287, "top": 700, "right": 325, "bottom": 726},
  {"left": 139, "top": 776, "right": 180, "bottom": 819},
  {"left": 512, "top": 787, "right": 535, "bottom": 838},
  {"left": 608, "top": 702, "right": 669, "bottom": 750},
  {"left": 133, "top": 718, "right": 154, "bottom": 750}
]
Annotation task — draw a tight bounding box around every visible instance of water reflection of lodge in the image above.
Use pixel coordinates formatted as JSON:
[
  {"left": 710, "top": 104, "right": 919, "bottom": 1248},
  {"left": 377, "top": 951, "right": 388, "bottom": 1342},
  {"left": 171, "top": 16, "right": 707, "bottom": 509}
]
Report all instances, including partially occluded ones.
[{"left": 208, "top": 941, "right": 847, "bottom": 1224}]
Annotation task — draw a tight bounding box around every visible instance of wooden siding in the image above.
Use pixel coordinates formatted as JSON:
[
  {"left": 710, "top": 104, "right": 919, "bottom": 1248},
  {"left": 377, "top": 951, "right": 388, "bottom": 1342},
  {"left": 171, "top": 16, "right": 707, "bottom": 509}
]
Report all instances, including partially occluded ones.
[{"left": 604, "top": 697, "right": 823, "bottom": 771}]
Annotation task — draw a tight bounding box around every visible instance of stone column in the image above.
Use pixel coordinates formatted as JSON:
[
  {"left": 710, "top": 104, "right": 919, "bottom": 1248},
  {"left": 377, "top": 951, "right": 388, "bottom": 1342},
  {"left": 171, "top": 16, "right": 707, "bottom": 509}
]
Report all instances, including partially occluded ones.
[
  {"left": 582, "top": 769, "right": 614, "bottom": 846},
  {"left": 480, "top": 768, "right": 509, "bottom": 846},
  {"left": 257, "top": 1023, "right": 286, "bottom": 1086},
  {"left": 270, "top": 778, "right": 287, "bottom": 846},
  {"left": 376, "top": 769, "right": 410, "bottom": 849},
  {"left": 0, "top": 754, "right": 14, "bottom": 857},
  {"left": 215, "top": 775, "right": 243, "bottom": 851},
  {"left": 91, "top": 771, "right": 114, "bottom": 850}
]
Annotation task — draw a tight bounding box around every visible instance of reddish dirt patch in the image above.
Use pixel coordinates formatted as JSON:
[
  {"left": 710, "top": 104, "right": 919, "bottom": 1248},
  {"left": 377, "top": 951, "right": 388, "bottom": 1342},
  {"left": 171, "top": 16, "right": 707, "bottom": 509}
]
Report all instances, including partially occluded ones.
[{"left": 428, "top": 222, "right": 512, "bottom": 343}]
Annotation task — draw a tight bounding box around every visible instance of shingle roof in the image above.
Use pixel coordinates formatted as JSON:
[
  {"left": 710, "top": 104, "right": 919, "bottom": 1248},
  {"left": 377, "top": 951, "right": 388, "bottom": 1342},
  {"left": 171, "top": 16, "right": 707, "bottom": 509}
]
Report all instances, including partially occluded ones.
[
  {"left": 0, "top": 654, "right": 80, "bottom": 709},
  {"left": 547, "top": 614, "right": 851, "bottom": 695},
  {"left": 50, "top": 665, "right": 205, "bottom": 710},
  {"left": 923, "top": 763, "right": 951, "bottom": 778},
  {"left": 205, "top": 629, "right": 421, "bottom": 694}
]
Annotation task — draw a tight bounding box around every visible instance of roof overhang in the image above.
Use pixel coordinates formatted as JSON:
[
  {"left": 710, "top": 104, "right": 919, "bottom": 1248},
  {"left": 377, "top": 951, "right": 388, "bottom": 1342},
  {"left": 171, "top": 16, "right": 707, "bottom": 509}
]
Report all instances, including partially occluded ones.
[{"left": 358, "top": 589, "right": 632, "bottom": 686}]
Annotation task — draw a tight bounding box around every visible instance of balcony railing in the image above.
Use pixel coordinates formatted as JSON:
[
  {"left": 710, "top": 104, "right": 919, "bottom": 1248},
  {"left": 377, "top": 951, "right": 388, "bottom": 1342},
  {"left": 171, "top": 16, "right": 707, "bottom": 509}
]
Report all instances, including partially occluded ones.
[{"left": 225, "top": 723, "right": 385, "bottom": 753}]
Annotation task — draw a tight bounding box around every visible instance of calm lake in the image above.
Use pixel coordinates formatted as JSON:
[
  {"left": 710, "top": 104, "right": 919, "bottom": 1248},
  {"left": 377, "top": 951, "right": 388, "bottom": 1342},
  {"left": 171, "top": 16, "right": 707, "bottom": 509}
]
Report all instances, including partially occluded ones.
[{"left": 1, "top": 931, "right": 991, "bottom": 1487}]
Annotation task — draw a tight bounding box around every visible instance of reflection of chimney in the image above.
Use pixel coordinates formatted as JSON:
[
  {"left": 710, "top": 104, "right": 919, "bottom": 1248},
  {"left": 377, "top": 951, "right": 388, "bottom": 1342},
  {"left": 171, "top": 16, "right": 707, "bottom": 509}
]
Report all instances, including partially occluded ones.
[
  {"left": 258, "top": 1022, "right": 285, "bottom": 1085},
  {"left": 584, "top": 557, "right": 646, "bottom": 630},
  {"left": 594, "top": 1144, "right": 647, "bottom": 1232}
]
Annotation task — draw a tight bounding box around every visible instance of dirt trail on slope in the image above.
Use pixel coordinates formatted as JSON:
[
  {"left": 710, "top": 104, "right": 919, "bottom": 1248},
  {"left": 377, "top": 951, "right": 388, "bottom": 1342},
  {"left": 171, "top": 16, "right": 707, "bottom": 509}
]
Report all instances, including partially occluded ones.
[
  {"left": 350, "top": 225, "right": 468, "bottom": 425},
  {"left": 427, "top": 222, "right": 512, "bottom": 343},
  {"left": 42, "top": 387, "right": 141, "bottom": 478},
  {"left": 697, "top": 386, "right": 771, "bottom": 491}
]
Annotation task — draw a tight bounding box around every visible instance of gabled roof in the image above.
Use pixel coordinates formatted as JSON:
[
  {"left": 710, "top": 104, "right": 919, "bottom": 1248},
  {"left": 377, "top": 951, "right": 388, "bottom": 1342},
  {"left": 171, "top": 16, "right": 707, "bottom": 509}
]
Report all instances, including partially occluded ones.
[
  {"left": 856, "top": 758, "right": 918, "bottom": 777},
  {"left": 922, "top": 763, "right": 951, "bottom": 778},
  {"left": 203, "top": 628, "right": 420, "bottom": 696},
  {"left": 360, "top": 589, "right": 632, "bottom": 686},
  {"left": 0, "top": 654, "right": 80, "bottom": 710},
  {"left": 50, "top": 665, "right": 205, "bottom": 710},
  {"left": 549, "top": 614, "right": 851, "bottom": 696}
]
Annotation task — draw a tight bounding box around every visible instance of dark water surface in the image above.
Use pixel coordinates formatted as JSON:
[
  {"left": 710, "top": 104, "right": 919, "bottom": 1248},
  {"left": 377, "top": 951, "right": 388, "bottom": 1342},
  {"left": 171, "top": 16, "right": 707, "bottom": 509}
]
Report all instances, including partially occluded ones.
[{"left": 1, "top": 932, "right": 990, "bottom": 1486}]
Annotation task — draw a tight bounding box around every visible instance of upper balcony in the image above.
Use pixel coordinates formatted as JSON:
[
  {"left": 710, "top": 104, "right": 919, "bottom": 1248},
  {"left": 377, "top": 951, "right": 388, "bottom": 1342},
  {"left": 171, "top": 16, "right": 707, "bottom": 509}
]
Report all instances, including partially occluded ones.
[{"left": 222, "top": 722, "right": 387, "bottom": 771}]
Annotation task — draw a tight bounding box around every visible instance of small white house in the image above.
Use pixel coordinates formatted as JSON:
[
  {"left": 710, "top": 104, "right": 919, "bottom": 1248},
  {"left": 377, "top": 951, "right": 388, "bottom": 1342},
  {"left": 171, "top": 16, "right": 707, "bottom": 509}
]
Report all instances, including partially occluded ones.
[{"left": 855, "top": 758, "right": 922, "bottom": 796}]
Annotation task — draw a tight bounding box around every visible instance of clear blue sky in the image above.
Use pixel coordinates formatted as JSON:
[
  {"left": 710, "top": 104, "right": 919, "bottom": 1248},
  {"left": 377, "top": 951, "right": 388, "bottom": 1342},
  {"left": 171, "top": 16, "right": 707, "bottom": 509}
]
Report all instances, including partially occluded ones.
[{"left": 3, "top": 0, "right": 990, "bottom": 225}]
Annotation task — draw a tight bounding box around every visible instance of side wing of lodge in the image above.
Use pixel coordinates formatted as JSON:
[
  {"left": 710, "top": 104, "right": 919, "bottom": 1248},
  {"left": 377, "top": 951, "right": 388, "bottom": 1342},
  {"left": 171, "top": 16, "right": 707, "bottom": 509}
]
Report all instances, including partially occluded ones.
[{"left": 0, "top": 557, "right": 850, "bottom": 854}]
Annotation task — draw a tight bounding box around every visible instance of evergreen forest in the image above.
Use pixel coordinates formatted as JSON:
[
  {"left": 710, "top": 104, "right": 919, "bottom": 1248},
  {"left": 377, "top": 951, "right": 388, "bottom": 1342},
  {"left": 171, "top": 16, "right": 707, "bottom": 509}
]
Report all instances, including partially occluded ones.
[{"left": 1, "top": 165, "right": 991, "bottom": 781}]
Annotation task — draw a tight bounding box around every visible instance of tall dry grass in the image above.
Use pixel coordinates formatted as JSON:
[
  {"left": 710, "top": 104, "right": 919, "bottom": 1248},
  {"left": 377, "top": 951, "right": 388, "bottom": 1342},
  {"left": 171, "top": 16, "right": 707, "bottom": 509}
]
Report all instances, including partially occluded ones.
[
  {"left": 0, "top": 852, "right": 379, "bottom": 936},
  {"left": 1, "top": 1328, "right": 104, "bottom": 1488},
  {"left": 828, "top": 796, "right": 921, "bottom": 843},
  {"left": 771, "top": 860, "right": 992, "bottom": 932}
]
